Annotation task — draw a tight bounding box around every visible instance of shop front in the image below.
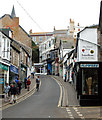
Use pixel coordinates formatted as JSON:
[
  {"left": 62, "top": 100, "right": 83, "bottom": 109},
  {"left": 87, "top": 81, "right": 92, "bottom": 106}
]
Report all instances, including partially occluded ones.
[
  {"left": 76, "top": 62, "right": 102, "bottom": 106},
  {"left": 20, "top": 64, "right": 27, "bottom": 85},
  {"left": 9, "top": 64, "right": 19, "bottom": 84},
  {"left": 0, "top": 63, "right": 9, "bottom": 95}
]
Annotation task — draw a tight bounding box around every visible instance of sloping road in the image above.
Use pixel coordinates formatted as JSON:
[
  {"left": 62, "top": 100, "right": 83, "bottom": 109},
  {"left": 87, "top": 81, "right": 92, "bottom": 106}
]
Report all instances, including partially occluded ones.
[{"left": 2, "top": 75, "right": 68, "bottom": 118}]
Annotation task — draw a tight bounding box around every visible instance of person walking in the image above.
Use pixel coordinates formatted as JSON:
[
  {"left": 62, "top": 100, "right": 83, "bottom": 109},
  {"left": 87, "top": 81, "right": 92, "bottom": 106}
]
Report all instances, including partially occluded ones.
[
  {"left": 4, "top": 83, "right": 10, "bottom": 102},
  {"left": 36, "top": 76, "right": 40, "bottom": 91},
  {"left": 24, "top": 76, "right": 27, "bottom": 89},
  {"left": 17, "top": 80, "right": 22, "bottom": 94},
  {"left": 9, "top": 83, "right": 17, "bottom": 104},
  {"left": 26, "top": 76, "right": 31, "bottom": 91}
]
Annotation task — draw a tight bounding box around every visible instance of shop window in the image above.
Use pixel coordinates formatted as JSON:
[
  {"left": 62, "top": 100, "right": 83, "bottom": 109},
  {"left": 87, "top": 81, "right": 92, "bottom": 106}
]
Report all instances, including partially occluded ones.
[{"left": 82, "top": 69, "right": 98, "bottom": 95}]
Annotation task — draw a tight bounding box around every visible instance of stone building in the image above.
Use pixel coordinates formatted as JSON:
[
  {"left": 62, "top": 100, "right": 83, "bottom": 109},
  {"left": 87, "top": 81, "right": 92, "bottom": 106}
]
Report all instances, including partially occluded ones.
[{"left": 29, "top": 30, "right": 53, "bottom": 46}]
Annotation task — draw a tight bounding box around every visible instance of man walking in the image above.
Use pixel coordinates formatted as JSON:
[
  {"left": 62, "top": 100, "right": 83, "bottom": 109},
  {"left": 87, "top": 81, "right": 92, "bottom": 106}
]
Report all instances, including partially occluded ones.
[{"left": 36, "top": 76, "right": 40, "bottom": 91}]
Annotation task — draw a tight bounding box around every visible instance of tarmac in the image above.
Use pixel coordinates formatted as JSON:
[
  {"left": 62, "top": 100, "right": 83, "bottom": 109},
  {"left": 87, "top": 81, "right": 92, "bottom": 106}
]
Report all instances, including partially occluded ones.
[{"left": 0, "top": 75, "right": 79, "bottom": 109}]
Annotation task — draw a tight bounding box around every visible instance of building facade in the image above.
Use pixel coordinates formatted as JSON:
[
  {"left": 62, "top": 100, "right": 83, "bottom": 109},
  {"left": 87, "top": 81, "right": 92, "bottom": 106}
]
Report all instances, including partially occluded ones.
[{"left": 0, "top": 31, "right": 10, "bottom": 95}]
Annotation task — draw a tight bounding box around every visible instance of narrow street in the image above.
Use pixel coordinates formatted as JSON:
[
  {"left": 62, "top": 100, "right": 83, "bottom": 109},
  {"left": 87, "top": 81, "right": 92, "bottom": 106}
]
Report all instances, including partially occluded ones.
[
  {"left": 2, "top": 76, "right": 68, "bottom": 118},
  {"left": 2, "top": 75, "right": 101, "bottom": 119}
]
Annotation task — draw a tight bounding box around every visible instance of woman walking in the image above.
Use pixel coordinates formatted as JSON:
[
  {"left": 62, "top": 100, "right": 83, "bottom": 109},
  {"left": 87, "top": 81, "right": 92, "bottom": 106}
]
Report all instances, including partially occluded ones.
[{"left": 27, "top": 76, "right": 31, "bottom": 91}]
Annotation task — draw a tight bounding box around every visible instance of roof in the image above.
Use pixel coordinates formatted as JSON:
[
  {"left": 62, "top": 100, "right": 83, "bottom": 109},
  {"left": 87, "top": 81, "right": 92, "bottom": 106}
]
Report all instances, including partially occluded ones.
[
  {"left": 19, "top": 25, "right": 31, "bottom": 38},
  {"left": 0, "top": 30, "right": 31, "bottom": 57},
  {"left": 78, "top": 24, "right": 98, "bottom": 34},
  {"left": 63, "top": 41, "right": 74, "bottom": 49},
  {"left": 53, "top": 29, "right": 68, "bottom": 34},
  {"left": 30, "top": 32, "right": 53, "bottom": 36},
  {"left": 0, "top": 14, "right": 31, "bottom": 38}
]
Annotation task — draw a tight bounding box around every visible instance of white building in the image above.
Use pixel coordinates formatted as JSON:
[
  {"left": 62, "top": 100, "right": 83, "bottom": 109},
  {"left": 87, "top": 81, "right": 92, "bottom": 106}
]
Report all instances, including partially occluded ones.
[
  {"left": 0, "top": 31, "right": 10, "bottom": 95},
  {"left": 39, "top": 36, "right": 55, "bottom": 74}
]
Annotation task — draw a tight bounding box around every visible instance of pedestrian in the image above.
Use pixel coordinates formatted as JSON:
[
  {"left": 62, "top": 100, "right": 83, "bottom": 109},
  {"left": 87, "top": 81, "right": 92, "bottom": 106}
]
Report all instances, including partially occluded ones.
[
  {"left": 9, "top": 83, "right": 17, "bottom": 104},
  {"left": 64, "top": 74, "right": 66, "bottom": 82},
  {"left": 27, "top": 76, "right": 31, "bottom": 91},
  {"left": 24, "top": 76, "right": 27, "bottom": 89},
  {"left": 4, "top": 83, "right": 10, "bottom": 102},
  {"left": 36, "top": 76, "right": 40, "bottom": 91},
  {"left": 32, "top": 71, "right": 35, "bottom": 78},
  {"left": 17, "top": 80, "right": 22, "bottom": 94}
]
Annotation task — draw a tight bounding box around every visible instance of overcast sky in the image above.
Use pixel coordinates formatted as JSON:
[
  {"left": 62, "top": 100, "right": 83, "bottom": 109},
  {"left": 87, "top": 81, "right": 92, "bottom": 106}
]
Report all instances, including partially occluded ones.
[{"left": 0, "top": 0, "right": 102, "bottom": 33}]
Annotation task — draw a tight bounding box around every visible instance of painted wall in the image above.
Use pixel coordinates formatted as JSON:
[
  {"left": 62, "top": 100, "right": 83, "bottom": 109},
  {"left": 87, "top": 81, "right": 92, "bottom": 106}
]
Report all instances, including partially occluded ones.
[{"left": 78, "top": 28, "right": 98, "bottom": 61}]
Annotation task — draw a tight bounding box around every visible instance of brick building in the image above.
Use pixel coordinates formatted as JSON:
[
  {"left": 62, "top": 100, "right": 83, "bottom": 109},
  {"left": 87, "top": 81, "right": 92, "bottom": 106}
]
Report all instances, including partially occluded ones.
[{"left": 0, "top": 6, "right": 32, "bottom": 56}]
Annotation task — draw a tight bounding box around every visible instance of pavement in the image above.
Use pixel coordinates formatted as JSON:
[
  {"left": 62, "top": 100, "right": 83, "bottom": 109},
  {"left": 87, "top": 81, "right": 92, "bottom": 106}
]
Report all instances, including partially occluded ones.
[
  {"left": 0, "top": 76, "right": 37, "bottom": 109},
  {"left": 52, "top": 75, "right": 79, "bottom": 107}
]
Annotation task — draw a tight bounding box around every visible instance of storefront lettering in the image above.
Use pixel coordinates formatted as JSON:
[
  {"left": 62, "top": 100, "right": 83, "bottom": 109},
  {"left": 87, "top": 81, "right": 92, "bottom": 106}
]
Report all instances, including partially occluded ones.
[
  {"left": 0, "top": 63, "right": 8, "bottom": 71},
  {"left": 80, "top": 64, "right": 99, "bottom": 68}
]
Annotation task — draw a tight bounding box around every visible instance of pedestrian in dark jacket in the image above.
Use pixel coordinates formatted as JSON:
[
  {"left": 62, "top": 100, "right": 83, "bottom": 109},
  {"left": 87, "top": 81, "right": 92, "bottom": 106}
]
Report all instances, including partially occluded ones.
[
  {"left": 9, "top": 84, "right": 17, "bottom": 104},
  {"left": 27, "top": 76, "right": 31, "bottom": 91},
  {"left": 24, "top": 77, "right": 27, "bottom": 89}
]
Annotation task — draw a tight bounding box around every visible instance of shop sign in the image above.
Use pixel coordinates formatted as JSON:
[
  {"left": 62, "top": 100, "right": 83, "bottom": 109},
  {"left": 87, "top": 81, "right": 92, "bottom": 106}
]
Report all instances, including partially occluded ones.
[
  {"left": 0, "top": 63, "right": 8, "bottom": 71},
  {"left": 79, "top": 41, "right": 97, "bottom": 61},
  {"left": 10, "top": 65, "right": 19, "bottom": 74},
  {"left": 80, "top": 64, "right": 99, "bottom": 68}
]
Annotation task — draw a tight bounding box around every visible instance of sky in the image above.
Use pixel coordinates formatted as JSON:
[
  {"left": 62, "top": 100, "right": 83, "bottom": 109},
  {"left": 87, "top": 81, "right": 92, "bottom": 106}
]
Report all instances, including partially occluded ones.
[{"left": 0, "top": 0, "right": 102, "bottom": 33}]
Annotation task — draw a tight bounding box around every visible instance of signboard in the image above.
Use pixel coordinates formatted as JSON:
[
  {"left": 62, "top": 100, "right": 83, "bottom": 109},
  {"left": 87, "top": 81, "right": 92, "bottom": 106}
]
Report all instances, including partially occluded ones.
[
  {"left": 10, "top": 65, "right": 19, "bottom": 74},
  {"left": 80, "top": 64, "right": 99, "bottom": 68},
  {"left": 0, "top": 63, "right": 8, "bottom": 71},
  {"left": 79, "top": 41, "right": 97, "bottom": 61}
]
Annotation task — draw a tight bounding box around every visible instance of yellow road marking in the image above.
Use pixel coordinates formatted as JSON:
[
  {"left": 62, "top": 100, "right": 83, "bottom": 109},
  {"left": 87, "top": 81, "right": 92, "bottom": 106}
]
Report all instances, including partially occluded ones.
[{"left": 51, "top": 76, "right": 63, "bottom": 108}]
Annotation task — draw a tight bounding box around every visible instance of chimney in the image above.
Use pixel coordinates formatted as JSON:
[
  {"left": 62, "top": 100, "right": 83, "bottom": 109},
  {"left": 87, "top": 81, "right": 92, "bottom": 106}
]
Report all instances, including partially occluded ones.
[
  {"left": 13, "top": 17, "right": 19, "bottom": 27},
  {"left": 29, "top": 29, "right": 32, "bottom": 34}
]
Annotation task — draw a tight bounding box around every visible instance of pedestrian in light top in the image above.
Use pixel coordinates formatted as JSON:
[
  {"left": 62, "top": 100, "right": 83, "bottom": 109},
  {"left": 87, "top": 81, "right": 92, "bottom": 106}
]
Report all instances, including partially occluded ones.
[{"left": 4, "top": 83, "right": 10, "bottom": 102}]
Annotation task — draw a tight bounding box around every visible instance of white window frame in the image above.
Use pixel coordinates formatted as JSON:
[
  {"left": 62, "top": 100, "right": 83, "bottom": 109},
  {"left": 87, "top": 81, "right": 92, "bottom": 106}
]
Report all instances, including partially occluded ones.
[{"left": 33, "top": 37, "right": 36, "bottom": 42}]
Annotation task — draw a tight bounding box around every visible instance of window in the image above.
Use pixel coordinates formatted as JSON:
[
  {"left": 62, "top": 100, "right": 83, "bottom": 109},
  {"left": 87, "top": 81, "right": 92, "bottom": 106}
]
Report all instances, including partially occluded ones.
[
  {"left": 82, "top": 69, "right": 98, "bottom": 95},
  {"left": 18, "top": 53, "right": 19, "bottom": 66},
  {"left": 7, "top": 40, "right": 10, "bottom": 59},
  {"left": 13, "top": 50, "right": 15, "bottom": 64},
  {"left": 33, "top": 37, "right": 36, "bottom": 42},
  {"left": 39, "top": 36, "right": 43, "bottom": 41},
  {"left": 3, "top": 37, "right": 6, "bottom": 57}
]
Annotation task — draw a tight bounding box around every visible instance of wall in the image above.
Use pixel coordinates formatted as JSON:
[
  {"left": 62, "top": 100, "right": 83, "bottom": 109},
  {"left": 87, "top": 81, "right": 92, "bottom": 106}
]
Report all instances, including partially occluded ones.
[{"left": 78, "top": 28, "right": 98, "bottom": 61}]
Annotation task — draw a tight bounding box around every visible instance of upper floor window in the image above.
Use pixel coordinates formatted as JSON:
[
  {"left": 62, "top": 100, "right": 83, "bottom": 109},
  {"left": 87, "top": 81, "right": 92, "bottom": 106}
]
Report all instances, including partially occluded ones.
[
  {"left": 39, "top": 36, "right": 43, "bottom": 41},
  {"left": 7, "top": 40, "right": 10, "bottom": 59},
  {"left": 3, "top": 37, "right": 6, "bottom": 58},
  {"left": 13, "top": 50, "right": 15, "bottom": 64},
  {"left": 33, "top": 37, "right": 36, "bottom": 42},
  {"left": 18, "top": 53, "right": 19, "bottom": 66}
]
